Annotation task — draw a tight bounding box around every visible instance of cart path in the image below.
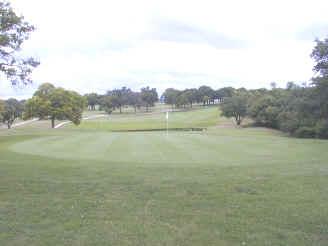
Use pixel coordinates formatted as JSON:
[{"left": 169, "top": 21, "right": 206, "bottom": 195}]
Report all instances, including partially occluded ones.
[
  {"left": 0, "top": 118, "right": 39, "bottom": 129},
  {"left": 54, "top": 115, "right": 107, "bottom": 129}
]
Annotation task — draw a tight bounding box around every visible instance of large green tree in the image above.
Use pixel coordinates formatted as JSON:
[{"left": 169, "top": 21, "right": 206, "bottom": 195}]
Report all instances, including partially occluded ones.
[
  {"left": 0, "top": 1, "right": 39, "bottom": 86},
  {"left": 163, "top": 88, "right": 180, "bottom": 109},
  {"left": 24, "top": 83, "right": 86, "bottom": 128},
  {"left": 127, "top": 91, "right": 143, "bottom": 113},
  {"left": 85, "top": 93, "right": 100, "bottom": 110},
  {"left": 311, "top": 38, "right": 328, "bottom": 119},
  {"left": 141, "top": 86, "right": 158, "bottom": 111},
  {"left": 106, "top": 87, "right": 132, "bottom": 113},
  {"left": 220, "top": 94, "right": 248, "bottom": 125},
  {"left": 0, "top": 98, "right": 24, "bottom": 128},
  {"left": 99, "top": 95, "right": 114, "bottom": 114},
  {"left": 176, "top": 92, "right": 189, "bottom": 108},
  {"left": 198, "top": 85, "right": 214, "bottom": 105},
  {"left": 0, "top": 99, "right": 4, "bottom": 118}
]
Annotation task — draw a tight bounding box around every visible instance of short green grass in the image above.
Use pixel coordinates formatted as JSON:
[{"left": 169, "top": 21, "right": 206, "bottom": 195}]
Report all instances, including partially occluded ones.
[
  {"left": 76, "top": 107, "right": 219, "bottom": 131},
  {"left": 0, "top": 107, "right": 328, "bottom": 246}
]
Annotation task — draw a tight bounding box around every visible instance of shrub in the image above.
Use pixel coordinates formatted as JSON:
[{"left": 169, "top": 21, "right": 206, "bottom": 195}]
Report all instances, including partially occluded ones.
[
  {"left": 315, "top": 120, "right": 328, "bottom": 139},
  {"left": 248, "top": 95, "right": 280, "bottom": 128},
  {"left": 295, "top": 127, "right": 316, "bottom": 138},
  {"left": 104, "top": 107, "right": 113, "bottom": 115},
  {"left": 277, "top": 112, "right": 300, "bottom": 134}
]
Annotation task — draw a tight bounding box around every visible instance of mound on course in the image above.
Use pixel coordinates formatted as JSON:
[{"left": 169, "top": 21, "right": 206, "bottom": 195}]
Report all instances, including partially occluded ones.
[{"left": 0, "top": 107, "right": 327, "bottom": 246}]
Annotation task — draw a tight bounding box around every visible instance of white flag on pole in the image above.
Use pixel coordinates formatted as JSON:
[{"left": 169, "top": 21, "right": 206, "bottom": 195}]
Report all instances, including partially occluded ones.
[{"left": 166, "top": 111, "right": 169, "bottom": 120}]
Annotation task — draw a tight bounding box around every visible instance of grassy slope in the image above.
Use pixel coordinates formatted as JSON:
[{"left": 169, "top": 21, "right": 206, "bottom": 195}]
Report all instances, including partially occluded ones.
[
  {"left": 76, "top": 107, "right": 220, "bottom": 131},
  {"left": 0, "top": 108, "right": 328, "bottom": 245}
]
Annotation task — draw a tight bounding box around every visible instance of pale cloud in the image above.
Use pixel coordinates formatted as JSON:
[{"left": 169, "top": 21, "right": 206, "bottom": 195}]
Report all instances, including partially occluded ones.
[
  {"left": 1, "top": 0, "right": 327, "bottom": 99},
  {"left": 145, "top": 18, "right": 248, "bottom": 49},
  {"left": 297, "top": 23, "right": 328, "bottom": 41}
]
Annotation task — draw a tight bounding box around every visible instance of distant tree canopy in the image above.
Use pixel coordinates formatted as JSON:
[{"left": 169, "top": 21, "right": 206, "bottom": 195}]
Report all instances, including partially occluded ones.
[
  {"left": 128, "top": 91, "right": 143, "bottom": 113},
  {"left": 90, "top": 86, "right": 158, "bottom": 114},
  {"left": 0, "top": 1, "right": 39, "bottom": 86},
  {"left": 0, "top": 98, "right": 24, "bottom": 128},
  {"left": 85, "top": 93, "right": 100, "bottom": 110},
  {"left": 105, "top": 87, "right": 132, "bottom": 114},
  {"left": 141, "top": 87, "right": 158, "bottom": 111},
  {"left": 99, "top": 95, "right": 114, "bottom": 115},
  {"left": 198, "top": 85, "right": 214, "bottom": 105},
  {"left": 161, "top": 86, "right": 236, "bottom": 109},
  {"left": 163, "top": 88, "right": 180, "bottom": 108},
  {"left": 86, "top": 85, "right": 221, "bottom": 114},
  {"left": 24, "top": 83, "right": 86, "bottom": 128}
]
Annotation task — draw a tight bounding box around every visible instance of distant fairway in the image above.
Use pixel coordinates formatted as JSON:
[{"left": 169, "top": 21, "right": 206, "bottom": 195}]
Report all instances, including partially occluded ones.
[
  {"left": 74, "top": 107, "right": 220, "bottom": 131},
  {"left": 1, "top": 107, "right": 328, "bottom": 246}
]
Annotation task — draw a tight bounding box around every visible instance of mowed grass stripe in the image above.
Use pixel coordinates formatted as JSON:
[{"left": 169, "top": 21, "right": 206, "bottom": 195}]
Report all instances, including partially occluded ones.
[
  {"left": 9, "top": 131, "right": 328, "bottom": 168},
  {"left": 151, "top": 133, "right": 196, "bottom": 164},
  {"left": 9, "top": 132, "right": 244, "bottom": 165}
]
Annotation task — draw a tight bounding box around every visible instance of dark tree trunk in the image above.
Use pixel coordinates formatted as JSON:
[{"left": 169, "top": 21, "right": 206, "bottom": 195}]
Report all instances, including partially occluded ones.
[
  {"left": 51, "top": 117, "right": 55, "bottom": 128},
  {"left": 235, "top": 114, "right": 241, "bottom": 125},
  {"left": 119, "top": 106, "right": 122, "bottom": 114}
]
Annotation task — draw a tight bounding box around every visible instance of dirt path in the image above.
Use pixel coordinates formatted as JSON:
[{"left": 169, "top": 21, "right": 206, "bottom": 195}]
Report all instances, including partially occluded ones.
[{"left": 0, "top": 118, "right": 39, "bottom": 129}]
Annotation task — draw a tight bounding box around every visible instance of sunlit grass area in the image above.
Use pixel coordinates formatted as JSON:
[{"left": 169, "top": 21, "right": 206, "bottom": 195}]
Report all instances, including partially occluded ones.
[
  {"left": 76, "top": 107, "right": 220, "bottom": 131},
  {"left": 0, "top": 106, "right": 328, "bottom": 246}
]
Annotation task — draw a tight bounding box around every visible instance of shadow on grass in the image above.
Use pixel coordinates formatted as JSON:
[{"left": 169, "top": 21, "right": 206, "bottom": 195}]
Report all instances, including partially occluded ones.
[{"left": 110, "top": 127, "right": 206, "bottom": 132}]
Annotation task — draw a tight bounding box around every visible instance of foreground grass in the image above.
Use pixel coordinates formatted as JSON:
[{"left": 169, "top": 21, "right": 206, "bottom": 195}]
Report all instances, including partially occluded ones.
[{"left": 0, "top": 110, "right": 328, "bottom": 245}]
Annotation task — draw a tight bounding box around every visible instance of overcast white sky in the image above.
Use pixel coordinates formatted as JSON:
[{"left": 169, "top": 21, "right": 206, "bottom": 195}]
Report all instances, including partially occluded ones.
[{"left": 1, "top": 0, "right": 328, "bottom": 99}]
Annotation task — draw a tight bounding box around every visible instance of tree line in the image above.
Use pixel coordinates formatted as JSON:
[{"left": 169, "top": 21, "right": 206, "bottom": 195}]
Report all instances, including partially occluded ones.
[
  {"left": 0, "top": 84, "right": 159, "bottom": 129},
  {"left": 84, "top": 86, "right": 158, "bottom": 114},
  {"left": 220, "top": 38, "right": 328, "bottom": 139},
  {"left": 84, "top": 86, "right": 237, "bottom": 113},
  {"left": 162, "top": 86, "right": 237, "bottom": 108}
]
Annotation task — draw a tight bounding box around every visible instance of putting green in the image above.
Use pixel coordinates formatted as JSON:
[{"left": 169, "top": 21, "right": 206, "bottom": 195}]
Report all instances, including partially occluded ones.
[{"left": 9, "top": 131, "right": 313, "bottom": 166}]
